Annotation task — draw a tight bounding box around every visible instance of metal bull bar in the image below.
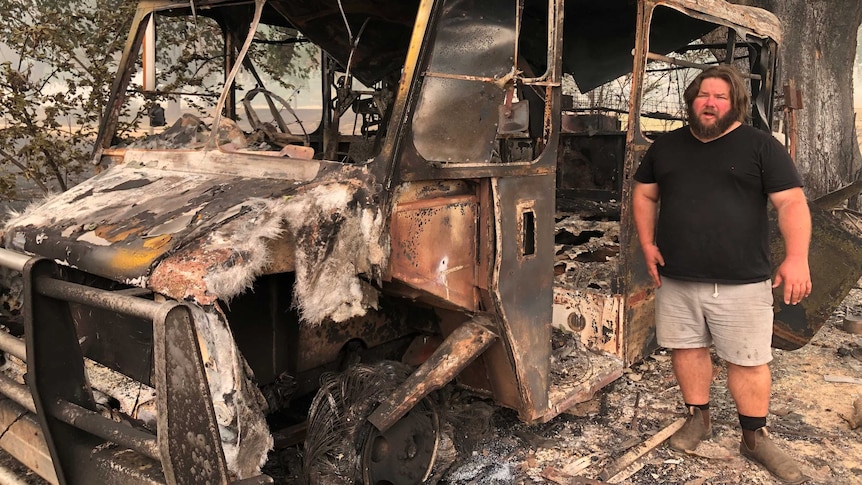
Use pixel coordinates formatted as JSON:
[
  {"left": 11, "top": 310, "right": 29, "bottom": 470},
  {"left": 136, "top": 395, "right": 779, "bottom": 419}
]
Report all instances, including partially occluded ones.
[{"left": 0, "top": 248, "right": 270, "bottom": 485}]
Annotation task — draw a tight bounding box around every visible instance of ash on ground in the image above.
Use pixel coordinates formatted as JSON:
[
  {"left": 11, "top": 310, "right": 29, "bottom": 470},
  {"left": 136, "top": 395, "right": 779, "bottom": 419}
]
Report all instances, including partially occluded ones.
[{"left": 441, "top": 288, "right": 862, "bottom": 485}]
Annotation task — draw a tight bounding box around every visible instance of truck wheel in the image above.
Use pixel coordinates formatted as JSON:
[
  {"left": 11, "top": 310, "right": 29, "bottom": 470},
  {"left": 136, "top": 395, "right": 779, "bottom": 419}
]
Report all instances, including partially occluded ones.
[{"left": 303, "top": 361, "right": 444, "bottom": 484}]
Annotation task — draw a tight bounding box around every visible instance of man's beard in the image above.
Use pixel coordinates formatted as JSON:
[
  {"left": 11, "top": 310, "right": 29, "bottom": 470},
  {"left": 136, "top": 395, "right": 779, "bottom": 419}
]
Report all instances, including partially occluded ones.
[{"left": 688, "top": 108, "right": 738, "bottom": 140}]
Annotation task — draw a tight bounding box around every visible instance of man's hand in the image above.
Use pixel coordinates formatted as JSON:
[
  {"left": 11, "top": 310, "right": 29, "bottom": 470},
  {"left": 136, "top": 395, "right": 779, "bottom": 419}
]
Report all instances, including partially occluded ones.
[
  {"left": 642, "top": 243, "right": 665, "bottom": 287},
  {"left": 769, "top": 187, "right": 812, "bottom": 306},
  {"left": 633, "top": 181, "right": 662, "bottom": 287},
  {"left": 772, "top": 257, "right": 811, "bottom": 305}
]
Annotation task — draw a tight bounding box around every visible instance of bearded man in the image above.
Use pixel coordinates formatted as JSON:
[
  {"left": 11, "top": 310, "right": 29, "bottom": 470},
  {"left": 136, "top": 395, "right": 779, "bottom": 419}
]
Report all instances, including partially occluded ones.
[{"left": 632, "top": 64, "right": 812, "bottom": 484}]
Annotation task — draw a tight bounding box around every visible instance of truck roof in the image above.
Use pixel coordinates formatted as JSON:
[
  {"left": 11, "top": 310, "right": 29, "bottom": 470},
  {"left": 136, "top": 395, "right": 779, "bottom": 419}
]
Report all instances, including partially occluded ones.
[{"left": 142, "top": 0, "right": 780, "bottom": 90}]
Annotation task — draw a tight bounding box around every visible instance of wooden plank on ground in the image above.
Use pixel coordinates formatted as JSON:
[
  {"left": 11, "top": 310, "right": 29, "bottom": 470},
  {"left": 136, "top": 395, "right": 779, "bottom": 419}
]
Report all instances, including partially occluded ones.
[{"left": 598, "top": 417, "right": 686, "bottom": 482}]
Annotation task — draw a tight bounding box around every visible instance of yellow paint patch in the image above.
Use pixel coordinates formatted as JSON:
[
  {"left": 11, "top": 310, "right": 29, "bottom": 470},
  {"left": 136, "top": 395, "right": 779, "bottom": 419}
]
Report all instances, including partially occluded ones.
[
  {"left": 95, "top": 223, "right": 144, "bottom": 242},
  {"left": 143, "top": 234, "right": 172, "bottom": 249},
  {"left": 110, "top": 246, "right": 169, "bottom": 272},
  {"left": 108, "top": 235, "right": 171, "bottom": 271}
]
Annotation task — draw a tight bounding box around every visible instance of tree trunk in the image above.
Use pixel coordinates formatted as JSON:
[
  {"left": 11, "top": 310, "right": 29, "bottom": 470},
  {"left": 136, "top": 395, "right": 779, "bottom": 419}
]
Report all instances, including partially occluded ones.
[{"left": 733, "top": 0, "right": 862, "bottom": 199}]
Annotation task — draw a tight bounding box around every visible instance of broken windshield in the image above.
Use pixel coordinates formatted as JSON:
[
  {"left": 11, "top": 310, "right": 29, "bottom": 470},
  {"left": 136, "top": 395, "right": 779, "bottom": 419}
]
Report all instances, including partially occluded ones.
[{"left": 108, "top": 7, "right": 323, "bottom": 154}]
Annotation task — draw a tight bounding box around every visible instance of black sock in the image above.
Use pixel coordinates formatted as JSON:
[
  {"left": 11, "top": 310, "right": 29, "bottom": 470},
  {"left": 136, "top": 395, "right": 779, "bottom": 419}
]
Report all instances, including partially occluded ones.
[
  {"left": 738, "top": 414, "right": 767, "bottom": 431},
  {"left": 685, "top": 402, "right": 710, "bottom": 411}
]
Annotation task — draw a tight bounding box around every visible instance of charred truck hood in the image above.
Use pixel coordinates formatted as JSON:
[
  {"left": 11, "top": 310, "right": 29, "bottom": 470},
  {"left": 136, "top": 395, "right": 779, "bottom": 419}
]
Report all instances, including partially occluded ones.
[{"left": 3, "top": 150, "right": 388, "bottom": 324}]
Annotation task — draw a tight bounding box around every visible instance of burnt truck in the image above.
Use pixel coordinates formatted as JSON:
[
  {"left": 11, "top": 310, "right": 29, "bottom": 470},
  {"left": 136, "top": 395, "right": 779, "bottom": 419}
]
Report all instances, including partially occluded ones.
[{"left": 1, "top": 0, "right": 860, "bottom": 484}]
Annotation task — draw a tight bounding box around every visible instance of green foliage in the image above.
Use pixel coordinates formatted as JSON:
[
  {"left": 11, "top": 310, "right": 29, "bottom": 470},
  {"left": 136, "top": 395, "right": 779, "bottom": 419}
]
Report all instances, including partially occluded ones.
[
  {"left": 0, "top": 1, "right": 319, "bottom": 202},
  {"left": 250, "top": 26, "right": 320, "bottom": 92},
  {"left": 98, "top": 10, "right": 321, "bottom": 147},
  {"left": 0, "top": 0, "right": 136, "bottom": 200}
]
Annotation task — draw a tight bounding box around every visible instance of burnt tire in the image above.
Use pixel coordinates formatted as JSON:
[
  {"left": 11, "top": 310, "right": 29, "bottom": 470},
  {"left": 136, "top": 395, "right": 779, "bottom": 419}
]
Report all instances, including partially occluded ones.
[{"left": 303, "top": 361, "right": 453, "bottom": 484}]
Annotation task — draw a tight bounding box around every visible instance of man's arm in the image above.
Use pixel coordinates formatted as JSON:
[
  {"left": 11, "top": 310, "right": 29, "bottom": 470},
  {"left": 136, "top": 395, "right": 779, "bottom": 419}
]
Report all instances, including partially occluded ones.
[
  {"left": 768, "top": 186, "right": 811, "bottom": 305},
  {"left": 633, "top": 181, "right": 664, "bottom": 287}
]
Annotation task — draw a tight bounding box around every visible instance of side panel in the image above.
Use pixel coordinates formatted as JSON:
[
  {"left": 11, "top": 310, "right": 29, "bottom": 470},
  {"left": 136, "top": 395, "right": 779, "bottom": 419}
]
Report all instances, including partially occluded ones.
[
  {"left": 491, "top": 174, "right": 555, "bottom": 421},
  {"left": 620, "top": 143, "right": 657, "bottom": 365},
  {"left": 389, "top": 195, "right": 479, "bottom": 311},
  {"left": 620, "top": 2, "right": 659, "bottom": 365},
  {"left": 770, "top": 204, "right": 862, "bottom": 349}
]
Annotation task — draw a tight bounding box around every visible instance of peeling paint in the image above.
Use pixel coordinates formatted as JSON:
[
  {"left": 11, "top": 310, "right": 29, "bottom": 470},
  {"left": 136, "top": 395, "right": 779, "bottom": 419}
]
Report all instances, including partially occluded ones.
[
  {"left": 145, "top": 212, "right": 197, "bottom": 237},
  {"left": 124, "top": 276, "right": 148, "bottom": 288},
  {"left": 10, "top": 232, "right": 24, "bottom": 250},
  {"left": 76, "top": 231, "right": 112, "bottom": 246},
  {"left": 3, "top": 159, "right": 387, "bottom": 325},
  {"left": 146, "top": 182, "right": 389, "bottom": 324}
]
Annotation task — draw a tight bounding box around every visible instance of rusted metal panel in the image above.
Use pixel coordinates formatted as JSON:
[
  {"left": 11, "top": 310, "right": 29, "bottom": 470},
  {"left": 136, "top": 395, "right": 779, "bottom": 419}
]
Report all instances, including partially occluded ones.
[
  {"left": 393, "top": 179, "right": 475, "bottom": 204},
  {"left": 770, "top": 204, "right": 862, "bottom": 350},
  {"left": 477, "top": 179, "right": 493, "bottom": 292},
  {"left": 619, "top": 137, "right": 664, "bottom": 365},
  {"left": 410, "top": 0, "right": 515, "bottom": 165},
  {"left": 614, "top": 0, "right": 661, "bottom": 365},
  {"left": 652, "top": 0, "right": 782, "bottom": 43},
  {"left": 389, "top": 194, "right": 479, "bottom": 311},
  {"left": 621, "top": 285, "right": 658, "bottom": 365},
  {"left": 491, "top": 174, "right": 555, "bottom": 422}
]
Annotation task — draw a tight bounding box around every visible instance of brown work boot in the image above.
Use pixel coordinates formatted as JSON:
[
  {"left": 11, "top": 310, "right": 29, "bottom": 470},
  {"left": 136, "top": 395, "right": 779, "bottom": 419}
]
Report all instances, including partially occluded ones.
[
  {"left": 668, "top": 406, "right": 712, "bottom": 451},
  {"left": 740, "top": 428, "right": 806, "bottom": 484}
]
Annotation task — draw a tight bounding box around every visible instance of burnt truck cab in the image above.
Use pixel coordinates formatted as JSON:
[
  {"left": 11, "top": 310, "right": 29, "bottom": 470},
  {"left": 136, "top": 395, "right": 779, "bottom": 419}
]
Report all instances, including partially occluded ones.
[{"left": 1, "top": 0, "right": 861, "bottom": 484}]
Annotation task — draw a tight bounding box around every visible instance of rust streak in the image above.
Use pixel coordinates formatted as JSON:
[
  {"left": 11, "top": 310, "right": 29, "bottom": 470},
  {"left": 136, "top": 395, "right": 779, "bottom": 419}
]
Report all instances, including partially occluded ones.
[{"left": 149, "top": 247, "right": 235, "bottom": 305}]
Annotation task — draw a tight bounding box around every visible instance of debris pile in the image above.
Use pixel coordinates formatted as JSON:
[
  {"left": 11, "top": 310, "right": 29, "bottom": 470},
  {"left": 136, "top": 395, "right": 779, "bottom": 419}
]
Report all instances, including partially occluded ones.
[
  {"left": 554, "top": 200, "right": 621, "bottom": 294},
  {"left": 442, "top": 284, "right": 862, "bottom": 484}
]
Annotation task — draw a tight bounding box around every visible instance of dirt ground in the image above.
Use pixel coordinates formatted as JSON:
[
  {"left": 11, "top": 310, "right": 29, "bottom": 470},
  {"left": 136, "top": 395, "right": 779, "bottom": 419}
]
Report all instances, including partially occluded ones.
[{"left": 440, "top": 290, "right": 862, "bottom": 485}]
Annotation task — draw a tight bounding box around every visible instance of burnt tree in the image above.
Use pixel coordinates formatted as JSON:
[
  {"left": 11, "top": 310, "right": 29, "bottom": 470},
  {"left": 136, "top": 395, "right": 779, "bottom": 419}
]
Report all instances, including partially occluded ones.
[{"left": 733, "top": 0, "right": 862, "bottom": 199}]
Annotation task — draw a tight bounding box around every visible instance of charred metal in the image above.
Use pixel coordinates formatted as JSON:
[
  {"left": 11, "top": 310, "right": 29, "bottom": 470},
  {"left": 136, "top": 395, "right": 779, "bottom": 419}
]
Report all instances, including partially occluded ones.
[{"left": 1, "top": 0, "right": 861, "bottom": 484}]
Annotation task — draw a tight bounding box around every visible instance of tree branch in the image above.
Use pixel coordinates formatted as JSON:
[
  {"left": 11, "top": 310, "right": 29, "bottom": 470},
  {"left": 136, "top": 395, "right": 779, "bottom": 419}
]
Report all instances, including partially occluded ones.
[{"left": 0, "top": 147, "right": 51, "bottom": 194}]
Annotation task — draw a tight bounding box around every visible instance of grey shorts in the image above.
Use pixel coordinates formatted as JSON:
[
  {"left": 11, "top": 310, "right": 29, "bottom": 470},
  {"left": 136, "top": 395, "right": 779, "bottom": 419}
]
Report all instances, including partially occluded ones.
[{"left": 655, "top": 277, "right": 774, "bottom": 366}]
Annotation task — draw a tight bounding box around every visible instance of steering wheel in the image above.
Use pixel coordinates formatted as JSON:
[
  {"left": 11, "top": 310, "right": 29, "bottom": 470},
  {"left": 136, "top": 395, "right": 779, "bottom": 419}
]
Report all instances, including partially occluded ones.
[{"left": 241, "top": 87, "right": 310, "bottom": 146}]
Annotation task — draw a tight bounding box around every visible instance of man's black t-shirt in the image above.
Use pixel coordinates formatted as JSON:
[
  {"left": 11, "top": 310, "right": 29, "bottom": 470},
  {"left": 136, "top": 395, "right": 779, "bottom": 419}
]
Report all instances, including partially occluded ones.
[{"left": 633, "top": 124, "right": 803, "bottom": 283}]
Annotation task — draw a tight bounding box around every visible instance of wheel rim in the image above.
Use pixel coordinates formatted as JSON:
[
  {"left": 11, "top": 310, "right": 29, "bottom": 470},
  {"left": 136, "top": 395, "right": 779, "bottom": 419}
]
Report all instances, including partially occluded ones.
[
  {"left": 361, "top": 402, "right": 439, "bottom": 485},
  {"left": 303, "top": 362, "right": 442, "bottom": 484}
]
